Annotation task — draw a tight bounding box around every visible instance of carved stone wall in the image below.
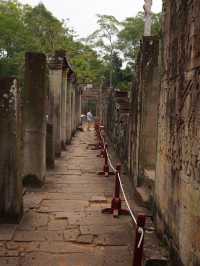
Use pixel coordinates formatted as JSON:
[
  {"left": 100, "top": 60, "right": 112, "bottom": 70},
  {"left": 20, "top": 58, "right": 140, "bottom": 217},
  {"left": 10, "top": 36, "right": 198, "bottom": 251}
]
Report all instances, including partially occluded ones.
[
  {"left": 104, "top": 90, "right": 130, "bottom": 165},
  {"left": 155, "top": 1, "right": 200, "bottom": 265}
]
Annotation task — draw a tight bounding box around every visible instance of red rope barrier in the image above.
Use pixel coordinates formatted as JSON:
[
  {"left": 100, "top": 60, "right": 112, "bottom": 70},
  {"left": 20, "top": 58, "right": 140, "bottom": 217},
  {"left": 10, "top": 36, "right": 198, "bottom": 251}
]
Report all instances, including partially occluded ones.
[
  {"left": 95, "top": 123, "right": 146, "bottom": 266},
  {"left": 102, "top": 163, "right": 129, "bottom": 217},
  {"left": 133, "top": 214, "right": 146, "bottom": 266},
  {"left": 97, "top": 144, "right": 115, "bottom": 177}
]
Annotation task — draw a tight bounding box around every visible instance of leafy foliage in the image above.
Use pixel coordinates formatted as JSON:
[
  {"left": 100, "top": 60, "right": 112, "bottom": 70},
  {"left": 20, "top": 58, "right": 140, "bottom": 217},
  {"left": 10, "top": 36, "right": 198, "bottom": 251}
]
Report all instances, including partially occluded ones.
[
  {"left": 0, "top": 0, "right": 103, "bottom": 85},
  {"left": 85, "top": 14, "right": 121, "bottom": 87},
  {"left": 118, "top": 12, "right": 161, "bottom": 66},
  {"left": 0, "top": 1, "right": 161, "bottom": 91}
]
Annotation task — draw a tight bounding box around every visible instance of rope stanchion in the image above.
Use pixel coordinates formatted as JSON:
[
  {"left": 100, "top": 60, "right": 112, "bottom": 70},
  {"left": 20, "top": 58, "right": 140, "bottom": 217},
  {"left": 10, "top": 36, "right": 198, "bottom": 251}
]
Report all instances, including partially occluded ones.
[
  {"left": 97, "top": 144, "right": 115, "bottom": 177},
  {"left": 88, "top": 123, "right": 104, "bottom": 150},
  {"left": 132, "top": 214, "right": 146, "bottom": 266},
  {"left": 97, "top": 129, "right": 105, "bottom": 158},
  {"left": 94, "top": 123, "right": 146, "bottom": 265},
  {"left": 102, "top": 164, "right": 130, "bottom": 217}
]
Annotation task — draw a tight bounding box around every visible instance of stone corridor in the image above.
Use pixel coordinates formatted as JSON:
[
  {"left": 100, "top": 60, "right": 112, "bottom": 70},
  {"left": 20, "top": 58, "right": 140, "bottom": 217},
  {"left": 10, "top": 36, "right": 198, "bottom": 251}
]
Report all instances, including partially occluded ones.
[{"left": 0, "top": 130, "right": 134, "bottom": 266}]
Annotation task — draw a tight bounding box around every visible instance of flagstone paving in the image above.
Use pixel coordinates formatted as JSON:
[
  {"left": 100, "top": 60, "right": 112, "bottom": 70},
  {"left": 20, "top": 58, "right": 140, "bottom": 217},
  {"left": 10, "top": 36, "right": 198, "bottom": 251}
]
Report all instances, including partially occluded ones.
[{"left": 0, "top": 130, "right": 134, "bottom": 266}]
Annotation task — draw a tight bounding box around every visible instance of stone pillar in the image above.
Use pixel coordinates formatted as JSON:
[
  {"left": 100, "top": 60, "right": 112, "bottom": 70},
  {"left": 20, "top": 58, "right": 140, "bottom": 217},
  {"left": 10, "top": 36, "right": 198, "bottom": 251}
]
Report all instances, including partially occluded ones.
[
  {"left": 0, "top": 78, "right": 23, "bottom": 222},
  {"left": 23, "top": 52, "right": 47, "bottom": 186},
  {"left": 137, "top": 37, "right": 160, "bottom": 182},
  {"left": 76, "top": 87, "right": 81, "bottom": 127},
  {"left": 99, "top": 85, "right": 103, "bottom": 122},
  {"left": 46, "top": 76, "right": 55, "bottom": 168},
  {"left": 61, "top": 69, "right": 67, "bottom": 149},
  {"left": 79, "top": 88, "right": 82, "bottom": 125},
  {"left": 74, "top": 88, "right": 78, "bottom": 128},
  {"left": 66, "top": 73, "right": 72, "bottom": 144},
  {"left": 48, "top": 55, "right": 63, "bottom": 157},
  {"left": 71, "top": 88, "right": 76, "bottom": 135}
]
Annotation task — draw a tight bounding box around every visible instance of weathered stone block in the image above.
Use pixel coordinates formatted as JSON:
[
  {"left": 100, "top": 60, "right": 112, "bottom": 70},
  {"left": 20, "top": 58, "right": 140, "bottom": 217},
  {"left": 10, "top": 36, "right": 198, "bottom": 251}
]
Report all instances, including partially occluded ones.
[
  {"left": 22, "top": 52, "right": 47, "bottom": 186},
  {"left": 0, "top": 77, "right": 23, "bottom": 222}
]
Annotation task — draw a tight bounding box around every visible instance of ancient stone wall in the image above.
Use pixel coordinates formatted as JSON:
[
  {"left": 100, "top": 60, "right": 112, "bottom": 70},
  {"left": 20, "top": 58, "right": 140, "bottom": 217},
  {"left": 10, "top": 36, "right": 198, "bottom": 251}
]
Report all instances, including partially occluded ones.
[
  {"left": 128, "top": 37, "right": 160, "bottom": 186},
  {"left": 103, "top": 90, "right": 130, "bottom": 165},
  {"left": 155, "top": 1, "right": 200, "bottom": 265}
]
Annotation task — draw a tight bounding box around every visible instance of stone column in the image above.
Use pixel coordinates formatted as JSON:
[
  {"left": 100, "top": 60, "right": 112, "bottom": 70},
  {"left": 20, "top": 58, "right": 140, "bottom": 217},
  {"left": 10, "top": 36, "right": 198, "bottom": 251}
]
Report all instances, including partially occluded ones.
[
  {"left": 23, "top": 52, "right": 47, "bottom": 186},
  {"left": 99, "top": 85, "right": 103, "bottom": 122},
  {"left": 71, "top": 88, "right": 76, "bottom": 135},
  {"left": 135, "top": 37, "right": 160, "bottom": 185},
  {"left": 75, "top": 87, "right": 81, "bottom": 128},
  {"left": 48, "top": 55, "right": 63, "bottom": 157},
  {"left": 0, "top": 78, "right": 23, "bottom": 222},
  {"left": 66, "top": 72, "right": 72, "bottom": 144},
  {"left": 46, "top": 73, "right": 55, "bottom": 169},
  {"left": 61, "top": 69, "right": 67, "bottom": 149},
  {"left": 79, "top": 88, "right": 82, "bottom": 125}
]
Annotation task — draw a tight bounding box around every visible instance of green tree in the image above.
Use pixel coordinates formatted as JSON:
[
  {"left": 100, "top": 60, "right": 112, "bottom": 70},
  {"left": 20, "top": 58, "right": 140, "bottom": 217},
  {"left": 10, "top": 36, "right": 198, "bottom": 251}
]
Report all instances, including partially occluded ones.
[
  {"left": 118, "top": 12, "right": 161, "bottom": 66},
  {"left": 86, "top": 14, "right": 120, "bottom": 88},
  {"left": 0, "top": 0, "right": 105, "bottom": 86},
  {"left": 0, "top": 0, "right": 28, "bottom": 75},
  {"left": 23, "top": 3, "right": 68, "bottom": 53}
]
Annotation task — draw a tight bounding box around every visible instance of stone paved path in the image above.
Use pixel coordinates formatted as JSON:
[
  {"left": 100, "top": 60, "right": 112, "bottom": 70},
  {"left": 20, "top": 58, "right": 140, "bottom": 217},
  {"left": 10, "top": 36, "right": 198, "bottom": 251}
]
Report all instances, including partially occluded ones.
[{"left": 0, "top": 130, "right": 133, "bottom": 266}]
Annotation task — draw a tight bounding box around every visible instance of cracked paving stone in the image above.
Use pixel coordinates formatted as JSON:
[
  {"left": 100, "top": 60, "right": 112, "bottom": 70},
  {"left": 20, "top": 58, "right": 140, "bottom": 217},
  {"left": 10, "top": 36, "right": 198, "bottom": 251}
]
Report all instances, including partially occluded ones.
[
  {"left": 47, "top": 220, "right": 68, "bottom": 231},
  {"left": 18, "top": 212, "right": 48, "bottom": 231},
  {"left": 39, "top": 241, "right": 94, "bottom": 254},
  {"left": 0, "top": 257, "right": 19, "bottom": 266},
  {"left": 89, "top": 196, "right": 107, "bottom": 203},
  {"left": 0, "top": 224, "right": 17, "bottom": 241},
  {"left": 6, "top": 242, "right": 40, "bottom": 253},
  {"left": 63, "top": 228, "right": 80, "bottom": 241},
  {"left": 68, "top": 211, "right": 131, "bottom": 226},
  {"left": 77, "top": 234, "right": 94, "bottom": 244},
  {"left": 13, "top": 231, "right": 46, "bottom": 242}
]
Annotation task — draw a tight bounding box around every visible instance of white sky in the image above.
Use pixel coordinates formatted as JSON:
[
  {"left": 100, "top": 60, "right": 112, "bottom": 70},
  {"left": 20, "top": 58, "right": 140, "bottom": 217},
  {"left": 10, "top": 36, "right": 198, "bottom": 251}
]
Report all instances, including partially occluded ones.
[{"left": 19, "top": 0, "right": 162, "bottom": 38}]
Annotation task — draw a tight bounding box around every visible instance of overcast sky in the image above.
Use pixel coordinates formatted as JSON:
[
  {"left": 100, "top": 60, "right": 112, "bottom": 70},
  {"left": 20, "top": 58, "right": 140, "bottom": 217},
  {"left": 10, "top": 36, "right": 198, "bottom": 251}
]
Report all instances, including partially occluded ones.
[{"left": 19, "top": 0, "right": 162, "bottom": 38}]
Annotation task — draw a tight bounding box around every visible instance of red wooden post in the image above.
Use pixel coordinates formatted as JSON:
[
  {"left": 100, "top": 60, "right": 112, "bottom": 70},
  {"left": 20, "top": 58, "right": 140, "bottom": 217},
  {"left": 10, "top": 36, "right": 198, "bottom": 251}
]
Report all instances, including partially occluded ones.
[
  {"left": 103, "top": 144, "right": 109, "bottom": 177},
  {"left": 102, "top": 163, "right": 129, "bottom": 217},
  {"left": 111, "top": 164, "right": 121, "bottom": 217},
  {"left": 89, "top": 123, "right": 103, "bottom": 150},
  {"left": 98, "top": 143, "right": 111, "bottom": 176},
  {"left": 133, "top": 214, "right": 146, "bottom": 266}
]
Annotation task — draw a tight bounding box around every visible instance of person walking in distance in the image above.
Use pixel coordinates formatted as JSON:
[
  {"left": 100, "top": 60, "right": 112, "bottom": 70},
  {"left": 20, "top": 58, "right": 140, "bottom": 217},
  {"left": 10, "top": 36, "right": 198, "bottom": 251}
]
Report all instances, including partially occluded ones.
[{"left": 86, "top": 110, "right": 93, "bottom": 131}]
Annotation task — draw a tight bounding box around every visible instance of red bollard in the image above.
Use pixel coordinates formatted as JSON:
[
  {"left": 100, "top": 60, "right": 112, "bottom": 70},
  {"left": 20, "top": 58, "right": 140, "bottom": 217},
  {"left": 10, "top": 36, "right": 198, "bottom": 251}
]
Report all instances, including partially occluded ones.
[
  {"left": 132, "top": 214, "right": 146, "bottom": 266},
  {"left": 102, "top": 164, "right": 130, "bottom": 217},
  {"left": 97, "top": 144, "right": 115, "bottom": 177},
  {"left": 88, "top": 123, "right": 103, "bottom": 150},
  {"left": 97, "top": 143, "right": 105, "bottom": 158}
]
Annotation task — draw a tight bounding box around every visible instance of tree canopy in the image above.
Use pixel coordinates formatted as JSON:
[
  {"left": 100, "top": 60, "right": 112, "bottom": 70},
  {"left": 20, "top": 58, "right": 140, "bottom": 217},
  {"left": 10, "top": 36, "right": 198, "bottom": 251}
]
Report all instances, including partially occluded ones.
[
  {"left": 118, "top": 12, "right": 161, "bottom": 66},
  {"left": 0, "top": 0, "right": 161, "bottom": 90},
  {"left": 0, "top": 0, "right": 103, "bottom": 85}
]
